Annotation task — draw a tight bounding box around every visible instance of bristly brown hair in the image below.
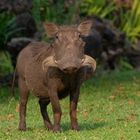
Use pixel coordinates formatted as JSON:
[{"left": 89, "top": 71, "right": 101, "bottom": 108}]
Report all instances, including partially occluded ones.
[{"left": 31, "top": 42, "right": 53, "bottom": 63}]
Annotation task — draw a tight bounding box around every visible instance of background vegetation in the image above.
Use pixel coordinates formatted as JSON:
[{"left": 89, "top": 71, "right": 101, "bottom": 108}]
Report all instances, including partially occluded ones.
[
  {"left": 1, "top": 0, "right": 140, "bottom": 75},
  {"left": 81, "top": 0, "right": 140, "bottom": 45},
  {"left": 31, "top": 0, "right": 140, "bottom": 45},
  {"left": 0, "top": 0, "right": 140, "bottom": 139}
]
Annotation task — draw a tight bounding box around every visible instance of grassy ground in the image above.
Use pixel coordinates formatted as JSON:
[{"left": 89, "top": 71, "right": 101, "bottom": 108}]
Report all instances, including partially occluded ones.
[{"left": 0, "top": 70, "right": 140, "bottom": 140}]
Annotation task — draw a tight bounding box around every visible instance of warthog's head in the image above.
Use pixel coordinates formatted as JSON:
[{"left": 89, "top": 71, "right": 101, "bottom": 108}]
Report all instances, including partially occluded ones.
[{"left": 43, "top": 21, "right": 96, "bottom": 74}]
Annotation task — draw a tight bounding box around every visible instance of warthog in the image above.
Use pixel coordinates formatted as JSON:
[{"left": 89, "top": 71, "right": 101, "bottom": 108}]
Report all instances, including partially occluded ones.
[{"left": 17, "top": 21, "right": 96, "bottom": 132}]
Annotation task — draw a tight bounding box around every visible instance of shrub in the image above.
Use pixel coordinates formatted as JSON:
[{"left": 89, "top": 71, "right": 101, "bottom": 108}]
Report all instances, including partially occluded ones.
[
  {"left": 80, "top": 0, "right": 140, "bottom": 45},
  {"left": 32, "top": 0, "right": 80, "bottom": 24},
  {"left": 119, "top": 0, "right": 140, "bottom": 45}
]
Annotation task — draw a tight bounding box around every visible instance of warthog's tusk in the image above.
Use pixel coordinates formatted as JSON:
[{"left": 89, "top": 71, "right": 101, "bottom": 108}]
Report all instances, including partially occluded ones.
[
  {"left": 42, "top": 55, "right": 96, "bottom": 72},
  {"left": 42, "top": 56, "right": 58, "bottom": 71},
  {"left": 82, "top": 55, "right": 96, "bottom": 71},
  {"left": 81, "top": 57, "right": 85, "bottom": 63},
  {"left": 54, "top": 60, "right": 58, "bottom": 64}
]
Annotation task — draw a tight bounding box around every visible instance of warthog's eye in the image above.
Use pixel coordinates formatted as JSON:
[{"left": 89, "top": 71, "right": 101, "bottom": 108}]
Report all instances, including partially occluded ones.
[
  {"left": 75, "top": 32, "right": 82, "bottom": 41},
  {"left": 78, "top": 32, "right": 81, "bottom": 38},
  {"left": 56, "top": 35, "right": 59, "bottom": 39},
  {"left": 78, "top": 33, "right": 85, "bottom": 41}
]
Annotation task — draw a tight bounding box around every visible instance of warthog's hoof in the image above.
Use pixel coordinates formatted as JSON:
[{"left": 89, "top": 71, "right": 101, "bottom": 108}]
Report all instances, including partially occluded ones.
[
  {"left": 45, "top": 124, "right": 53, "bottom": 131},
  {"left": 52, "top": 125, "right": 62, "bottom": 133},
  {"left": 18, "top": 126, "right": 26, "bottom": 131},
  {"left": 18, "top": 123, "right": 26, "bottom": 131},
  {"left": 71, "top": 125, "right": 80, "bottom": 131}
]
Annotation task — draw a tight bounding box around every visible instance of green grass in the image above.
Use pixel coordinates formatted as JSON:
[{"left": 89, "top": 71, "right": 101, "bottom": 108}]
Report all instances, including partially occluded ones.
[{"left": 0, "top": 70, "right": 140, "bottom": 140}]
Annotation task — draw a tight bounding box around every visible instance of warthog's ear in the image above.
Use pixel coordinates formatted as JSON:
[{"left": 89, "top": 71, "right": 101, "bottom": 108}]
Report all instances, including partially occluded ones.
[
  {"left": 44, "top": 22, "right": 59, "bottom": 38},
  {"left": 78, "top": 20, "right": 92, "bottom": 36}
]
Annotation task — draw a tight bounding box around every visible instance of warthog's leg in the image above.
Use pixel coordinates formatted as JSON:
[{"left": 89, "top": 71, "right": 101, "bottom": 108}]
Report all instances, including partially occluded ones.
[
  {"left": 18, "top": 78, "right": 29, "bottom": 131},
  {"left": 48, "top": 89, "right": 62, "bottom": 132},
  {"left": 39, "top": 99, "right": 53, "bottom": 130},
  {"left": 70, "top": 88, "right": 80, "bottom": 131}
]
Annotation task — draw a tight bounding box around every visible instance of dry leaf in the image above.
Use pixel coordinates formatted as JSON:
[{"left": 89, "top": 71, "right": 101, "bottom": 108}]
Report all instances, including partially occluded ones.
[
  {"left": 16, "top": 104, "right": 19, "bottom": 112},
  {"left": 7, "top": 114, "right": 14, "bottom": 120},
  {"left": 126, "top": 114, "right": 136, "bottom": 122},
  {"left": 82, "top": 110, "right": 88, "bottom": 118},
  {"left": 128, "top": 100, "right": 135, "bottom": 105},
  {"left": 108, "top": 95, "right": 116, "bottom": 100}
]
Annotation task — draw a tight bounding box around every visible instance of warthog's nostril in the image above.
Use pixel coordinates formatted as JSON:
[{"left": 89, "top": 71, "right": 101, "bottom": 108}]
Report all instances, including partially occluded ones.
[{"left": 63, "top": 67, "right": 78, "bottom": 73}]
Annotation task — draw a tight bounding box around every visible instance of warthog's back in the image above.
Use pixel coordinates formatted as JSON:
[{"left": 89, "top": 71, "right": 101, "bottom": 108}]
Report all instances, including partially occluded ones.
[{"left": 17, "top": 41, "right": 53, "bottom": 97}]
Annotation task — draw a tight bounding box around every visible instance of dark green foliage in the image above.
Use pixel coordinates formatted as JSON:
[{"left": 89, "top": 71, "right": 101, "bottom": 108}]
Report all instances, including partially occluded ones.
[
  {"left": 0, "top": 0, "right": 139, "bottom": 76},
  {"left": 0, "top": 13, "right": 26, "bottom": 52},
  {"left": 80, "top": 0, "right": 116, "bottom": 19},
  {"left": 0, "top": 13, "right": 14, "bottom": 74},
  {"left": 0, "top": 12, "right": 25, "bottom": 74},
  {"left": 0, "top": 52, "right": 13, "bottom": 75},
  {"left": 32, "top": 0, "right": 80, "bottom": 24},
  {"left": 0, "top": 13, "right": 13, "bottom": 51}
]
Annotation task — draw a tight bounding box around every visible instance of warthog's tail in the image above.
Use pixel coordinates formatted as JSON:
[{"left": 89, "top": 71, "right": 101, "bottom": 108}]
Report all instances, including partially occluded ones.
[{"left": 11, "top": 65, "right": 17, "bottom": 97}]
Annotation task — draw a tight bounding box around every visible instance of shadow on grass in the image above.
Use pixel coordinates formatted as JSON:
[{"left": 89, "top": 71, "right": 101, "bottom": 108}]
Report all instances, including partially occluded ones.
[
  {"left": 24, "top": 121, "right": 107, "bottom": 132},
  {"left": 62, "top": 121, "right": 107, "bottom": 132}
]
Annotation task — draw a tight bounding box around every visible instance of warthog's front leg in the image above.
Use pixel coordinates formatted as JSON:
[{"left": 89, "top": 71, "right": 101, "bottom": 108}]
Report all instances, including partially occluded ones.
[
  {"left": 70, "top": 88, "right": 80, "bottom": 131},
  {"left": 39, "top": 99, "right": 53, "bottom": 130},
  {"left": 48, "top": 88, "right": 62, "bottom": 132},
  {"left": 18, "top": 78, "right": 29, "bottom": 131}
]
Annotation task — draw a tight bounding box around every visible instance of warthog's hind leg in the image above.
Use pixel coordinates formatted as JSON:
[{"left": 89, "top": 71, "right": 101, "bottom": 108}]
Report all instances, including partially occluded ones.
[{"left": 18, "top": 78, "right": 29, "bottom": 131}]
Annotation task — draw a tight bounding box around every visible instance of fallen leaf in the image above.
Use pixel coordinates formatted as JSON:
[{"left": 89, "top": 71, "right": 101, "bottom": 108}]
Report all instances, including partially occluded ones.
[
  {"left": 128, "top": 100, "right": 135, "bottom": 105},
  {"left": 119, "top": 136, "right": 125, "bottom": 140},
  {"left": 108, "top": 95, "right": 116, "bottom": 100},
  {"left": 136, "top": 91, "right": 140, "bottom": 97},
  {"left": 126, "top": 114, "right": 137, "bottom": 122},
  {"left": 112, "top": 84, "right": 125, "bottom": 97},
  {"left": 7, "top": 114, "right": 14, "bottom": 121},
  {"left": 82, "top": 110, "right": 88, "bottom": 118},
  {"left": 16, "top": 104, "right": 19, "bottom": 112}
]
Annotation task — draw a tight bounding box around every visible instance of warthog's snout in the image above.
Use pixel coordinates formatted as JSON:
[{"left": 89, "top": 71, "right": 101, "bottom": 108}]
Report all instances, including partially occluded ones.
[
  {"left": 60, "top": 58, "right": 86, "bottom": 74},
  {"left": 62, "top": 66, "right": 78, "bottom": 74},
  {"left": 54, "top": 58, "right": 85, "bottom": 74}
]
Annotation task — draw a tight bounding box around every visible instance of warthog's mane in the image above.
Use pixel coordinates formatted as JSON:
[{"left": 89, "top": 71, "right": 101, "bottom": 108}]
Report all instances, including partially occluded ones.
[{"left": 30, "top": 41, "right": 53, "bottom": 63}]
